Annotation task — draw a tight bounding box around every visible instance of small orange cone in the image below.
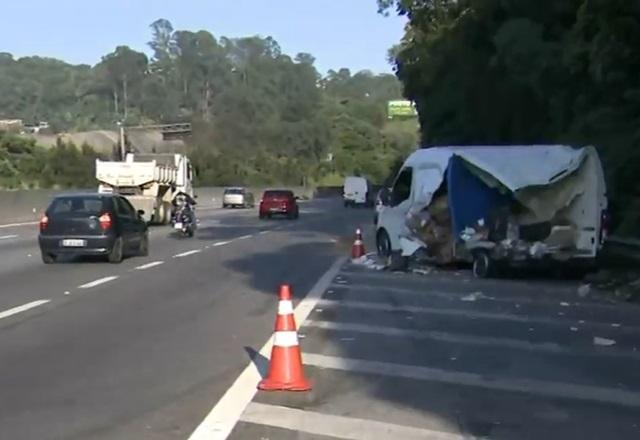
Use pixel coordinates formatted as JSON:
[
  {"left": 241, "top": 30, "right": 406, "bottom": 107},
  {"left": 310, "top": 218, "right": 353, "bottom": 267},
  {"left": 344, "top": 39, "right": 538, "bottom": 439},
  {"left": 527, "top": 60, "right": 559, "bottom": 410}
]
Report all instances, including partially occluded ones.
[
  {"left": 351, "top": 228, "right": 366, "bottom": 259},
  {"left": 258, "top": 284, "right": 311, "bottom": 391}
]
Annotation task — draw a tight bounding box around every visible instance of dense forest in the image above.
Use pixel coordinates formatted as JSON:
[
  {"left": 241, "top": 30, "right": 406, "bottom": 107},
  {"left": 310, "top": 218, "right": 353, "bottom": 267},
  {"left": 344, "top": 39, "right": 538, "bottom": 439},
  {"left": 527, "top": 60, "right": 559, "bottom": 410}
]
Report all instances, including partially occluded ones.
[
  {"left": 0, "top": 19, "right": 418, "bottom": 188},
  {"left": 379, "top": 0, "right": 640, "bottom": 233}
]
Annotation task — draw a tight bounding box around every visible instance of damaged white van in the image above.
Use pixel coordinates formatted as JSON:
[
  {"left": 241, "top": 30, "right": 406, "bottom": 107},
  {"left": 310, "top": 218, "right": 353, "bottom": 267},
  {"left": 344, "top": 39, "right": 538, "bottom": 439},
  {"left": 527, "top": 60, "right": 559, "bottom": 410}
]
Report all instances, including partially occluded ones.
[{"left": 375, "top": 145, "right": 609, "bottom": 278}]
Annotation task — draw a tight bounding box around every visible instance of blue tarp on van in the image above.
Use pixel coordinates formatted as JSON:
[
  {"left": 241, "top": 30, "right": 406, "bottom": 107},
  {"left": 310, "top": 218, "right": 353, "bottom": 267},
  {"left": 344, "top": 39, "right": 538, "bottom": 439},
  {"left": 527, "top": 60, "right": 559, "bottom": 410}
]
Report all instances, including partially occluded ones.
[{"left": 447, "top": 156, "right": 511, "bottom": 238}]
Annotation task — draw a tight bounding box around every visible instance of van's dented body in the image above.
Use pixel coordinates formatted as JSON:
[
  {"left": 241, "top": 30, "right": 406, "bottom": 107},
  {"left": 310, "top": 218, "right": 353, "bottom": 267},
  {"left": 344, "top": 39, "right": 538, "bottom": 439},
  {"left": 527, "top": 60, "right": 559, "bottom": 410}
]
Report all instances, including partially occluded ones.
[{"left": 376, "top": 145, "right": 608, "bottom": 273}]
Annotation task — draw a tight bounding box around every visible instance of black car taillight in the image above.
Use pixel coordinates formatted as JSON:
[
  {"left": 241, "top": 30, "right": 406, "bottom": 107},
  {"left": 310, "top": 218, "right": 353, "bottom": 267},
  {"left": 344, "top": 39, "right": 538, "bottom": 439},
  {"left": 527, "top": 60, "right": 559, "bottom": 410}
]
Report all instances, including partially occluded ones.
[
  {"left": 39, "top": 215, "right": 49, "bottom": 231},
  {"left": 99, "top": 212, "right": 113, "bottom": 231}
]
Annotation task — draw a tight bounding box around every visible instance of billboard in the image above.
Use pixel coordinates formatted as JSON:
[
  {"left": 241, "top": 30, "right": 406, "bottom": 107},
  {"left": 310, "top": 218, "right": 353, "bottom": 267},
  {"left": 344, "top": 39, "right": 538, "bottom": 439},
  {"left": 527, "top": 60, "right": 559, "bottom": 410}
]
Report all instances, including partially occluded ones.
[{"left": 387, "top": 100, "right": 418, "bottom": 119}]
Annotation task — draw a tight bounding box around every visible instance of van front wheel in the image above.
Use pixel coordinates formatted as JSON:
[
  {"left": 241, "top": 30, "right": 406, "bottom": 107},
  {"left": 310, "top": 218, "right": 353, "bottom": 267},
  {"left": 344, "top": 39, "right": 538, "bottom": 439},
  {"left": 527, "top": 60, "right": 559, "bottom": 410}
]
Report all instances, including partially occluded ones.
[{"left": 376, "top": 229, "right": 392, "bottom": 258}]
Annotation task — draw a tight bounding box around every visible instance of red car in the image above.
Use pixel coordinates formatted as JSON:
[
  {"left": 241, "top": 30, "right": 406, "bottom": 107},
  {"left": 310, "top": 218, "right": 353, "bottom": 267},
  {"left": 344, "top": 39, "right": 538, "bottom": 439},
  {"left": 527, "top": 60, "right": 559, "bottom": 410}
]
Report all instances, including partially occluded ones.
[{"left": 259, "top": 190, "right": 299, "bottom": 220}]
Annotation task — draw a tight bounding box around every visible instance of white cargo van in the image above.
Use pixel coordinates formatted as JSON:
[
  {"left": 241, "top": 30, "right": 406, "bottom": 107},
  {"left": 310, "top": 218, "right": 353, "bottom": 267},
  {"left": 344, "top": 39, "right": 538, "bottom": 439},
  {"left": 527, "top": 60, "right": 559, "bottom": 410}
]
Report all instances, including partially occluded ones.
[
  {"left": 343, "top": 176, "right": 371, "bottom": 207},
  {"left": 376, "top": 145, "right": 608, "bottom": 277}
]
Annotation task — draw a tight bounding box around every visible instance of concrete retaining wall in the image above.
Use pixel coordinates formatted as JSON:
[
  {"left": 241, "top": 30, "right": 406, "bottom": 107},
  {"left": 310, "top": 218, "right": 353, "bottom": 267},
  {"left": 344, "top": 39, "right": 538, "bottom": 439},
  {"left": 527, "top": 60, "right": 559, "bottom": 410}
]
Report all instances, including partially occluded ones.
[{"left": 0, "top": 186, "right": 316, "bottom": 225}]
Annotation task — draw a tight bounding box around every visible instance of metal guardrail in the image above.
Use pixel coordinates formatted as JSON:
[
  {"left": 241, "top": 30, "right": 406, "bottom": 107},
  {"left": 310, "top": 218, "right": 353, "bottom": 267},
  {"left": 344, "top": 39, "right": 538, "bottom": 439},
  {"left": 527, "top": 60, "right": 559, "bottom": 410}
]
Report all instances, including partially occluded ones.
[{"left": 607, "top": 236, "right": 640, "bottom": 247}]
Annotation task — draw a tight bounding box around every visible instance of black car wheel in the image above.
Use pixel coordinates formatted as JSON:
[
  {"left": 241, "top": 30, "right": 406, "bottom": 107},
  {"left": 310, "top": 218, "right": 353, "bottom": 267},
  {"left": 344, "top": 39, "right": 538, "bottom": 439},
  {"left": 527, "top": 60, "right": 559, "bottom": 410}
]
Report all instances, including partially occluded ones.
[
  {"left": 138, "top": 233, "right": 149, "bottom": 257},
  {"left": 108, "top": 237, "right": 124, "bottom": 264},
  {"left": 41, "top": 251, "right": 56, "bottom": 264},
  {"left": 376, "top": 229, "right": 392, "bottom": 258}
]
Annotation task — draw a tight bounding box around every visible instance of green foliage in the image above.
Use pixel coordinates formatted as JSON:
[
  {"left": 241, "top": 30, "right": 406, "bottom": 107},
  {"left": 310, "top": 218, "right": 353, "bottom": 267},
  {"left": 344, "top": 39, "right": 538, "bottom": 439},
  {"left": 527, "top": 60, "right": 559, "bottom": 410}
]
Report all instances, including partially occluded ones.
[
  {"left": 0, "top": 20, "right": 417, "bottom": 188},
  {"left": 381, "top": 0, "right": 640, "bottom": 232},
  {"left": 0, "top": 132, "right": 102, "bottom": 189}
]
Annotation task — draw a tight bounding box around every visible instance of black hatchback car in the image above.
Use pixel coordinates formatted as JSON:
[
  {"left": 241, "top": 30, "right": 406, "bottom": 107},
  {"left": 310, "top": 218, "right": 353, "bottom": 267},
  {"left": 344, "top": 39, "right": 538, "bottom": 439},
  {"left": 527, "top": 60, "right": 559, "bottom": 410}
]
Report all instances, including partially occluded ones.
[{"left": 38, "top": 193, "right": 149, "bottom": 264}]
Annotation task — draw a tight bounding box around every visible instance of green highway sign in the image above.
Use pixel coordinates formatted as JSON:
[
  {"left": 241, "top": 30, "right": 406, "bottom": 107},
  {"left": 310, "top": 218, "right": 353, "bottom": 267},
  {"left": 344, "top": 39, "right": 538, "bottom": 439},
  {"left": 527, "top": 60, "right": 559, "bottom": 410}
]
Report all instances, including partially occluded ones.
[{"left": 387, "top": 100, "right": 418, "bottom": 119}]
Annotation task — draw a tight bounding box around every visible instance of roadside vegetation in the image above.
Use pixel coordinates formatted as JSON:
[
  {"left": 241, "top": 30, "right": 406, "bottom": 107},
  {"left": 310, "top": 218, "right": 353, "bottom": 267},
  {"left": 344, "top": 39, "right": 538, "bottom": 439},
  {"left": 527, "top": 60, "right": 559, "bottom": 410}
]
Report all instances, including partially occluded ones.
[
  {"left": 0, "top": 132, "right": 102, "bottom": 189},
  {"left": 0, "top": 19, "right": 418, "bottom": 189}
]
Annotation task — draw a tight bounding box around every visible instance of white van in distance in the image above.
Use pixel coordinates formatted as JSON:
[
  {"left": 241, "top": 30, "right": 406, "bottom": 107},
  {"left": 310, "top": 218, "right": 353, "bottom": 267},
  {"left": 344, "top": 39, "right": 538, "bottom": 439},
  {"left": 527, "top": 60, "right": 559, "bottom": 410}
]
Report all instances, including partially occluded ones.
[{"left": 343, "top": 176, "right": 372, "bottom": 207}]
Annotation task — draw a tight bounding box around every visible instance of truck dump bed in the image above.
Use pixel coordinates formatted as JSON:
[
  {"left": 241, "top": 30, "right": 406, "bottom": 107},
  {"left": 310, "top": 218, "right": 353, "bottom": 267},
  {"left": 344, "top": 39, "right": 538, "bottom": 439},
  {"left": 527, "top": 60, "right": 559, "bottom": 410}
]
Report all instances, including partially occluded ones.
[{"left": 95, "top": 157, "right": 178, "bottom": 187}]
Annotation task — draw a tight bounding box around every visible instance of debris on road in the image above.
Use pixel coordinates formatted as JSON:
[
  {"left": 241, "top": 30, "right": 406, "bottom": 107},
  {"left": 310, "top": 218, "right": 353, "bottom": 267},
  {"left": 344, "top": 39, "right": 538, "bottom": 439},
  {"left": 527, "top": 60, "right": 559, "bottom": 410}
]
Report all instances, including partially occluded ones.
[
  {"left": 350, "top": 254, "right": 385, "bottom": 270},
  {"left": 593, "top": 337, "right": 617, "bottom": 347},
  {"left": 582, "top": 270, "right": 640, "bottom": 302},
  {"left": 461, "top": 291, "right": 483, "bottom": 302},
  {"left": 577, "top": 284, "right": 591, "bottom": 298}
]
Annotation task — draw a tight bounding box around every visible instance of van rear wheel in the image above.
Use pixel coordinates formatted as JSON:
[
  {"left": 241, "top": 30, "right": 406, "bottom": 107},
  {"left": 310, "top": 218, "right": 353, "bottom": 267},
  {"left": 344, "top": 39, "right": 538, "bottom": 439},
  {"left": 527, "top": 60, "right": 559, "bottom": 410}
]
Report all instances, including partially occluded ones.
[{"left": 472, "top": 251, "right": 493, "bottom": 279}]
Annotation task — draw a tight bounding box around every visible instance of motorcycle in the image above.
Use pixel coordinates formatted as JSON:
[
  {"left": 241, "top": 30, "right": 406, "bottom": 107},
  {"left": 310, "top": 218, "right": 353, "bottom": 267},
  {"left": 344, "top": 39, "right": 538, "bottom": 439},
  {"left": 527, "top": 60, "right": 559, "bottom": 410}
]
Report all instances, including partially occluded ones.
[{"left": 171, "top": 205, "right": 196, "bottom": 237}]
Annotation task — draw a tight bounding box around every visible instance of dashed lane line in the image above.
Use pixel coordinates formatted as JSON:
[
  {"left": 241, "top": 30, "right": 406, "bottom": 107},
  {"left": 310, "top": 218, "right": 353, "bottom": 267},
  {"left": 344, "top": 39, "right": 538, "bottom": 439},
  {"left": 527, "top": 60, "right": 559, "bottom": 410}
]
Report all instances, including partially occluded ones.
[
  {"left": 0, "top": 234, "right": 19, "bottom": 240},
  {"left": 173, "top": 250, "right": 202, "bottom": 258},
  {"left": 78, "top": 276, "right": 119, "bottom": 289},
  {"left": 302, "top": 353, "right": 640, "bottom": 408},
  {"left": 237, "top": 234, "right": 252, "bottom": 240},
  {"left": 135, "top": 261, "right": 165, "bottom": 270},
  {"left": 0, "top": 221, "right": 38, "bottom": 229},
  {"left": 213, "top": 241, "right": 230, "bottom": 247},
  {"left": 0, "top": 300, "right": 51, "bottom": 320}
]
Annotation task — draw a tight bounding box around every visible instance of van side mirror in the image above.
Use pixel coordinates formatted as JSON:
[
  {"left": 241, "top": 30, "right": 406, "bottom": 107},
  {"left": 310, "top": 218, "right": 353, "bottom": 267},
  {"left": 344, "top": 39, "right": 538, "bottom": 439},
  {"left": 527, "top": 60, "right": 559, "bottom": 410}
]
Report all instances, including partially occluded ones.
[
  {"left": 137, "top": 210, "right": 145, "bottom": 217},
  {"left": 193, "top": 195, "right": 198, "bottom": 199},
  {"left": 379, "top": 188, "right": 391, "bottom": 206}
]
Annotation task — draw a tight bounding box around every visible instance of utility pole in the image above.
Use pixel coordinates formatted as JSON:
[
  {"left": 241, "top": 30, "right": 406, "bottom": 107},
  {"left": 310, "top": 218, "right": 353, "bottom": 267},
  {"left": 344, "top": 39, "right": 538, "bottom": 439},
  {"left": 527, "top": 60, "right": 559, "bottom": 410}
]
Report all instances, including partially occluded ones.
[{"left": 117, "top": 121, "right": 126, "bottom": 160}]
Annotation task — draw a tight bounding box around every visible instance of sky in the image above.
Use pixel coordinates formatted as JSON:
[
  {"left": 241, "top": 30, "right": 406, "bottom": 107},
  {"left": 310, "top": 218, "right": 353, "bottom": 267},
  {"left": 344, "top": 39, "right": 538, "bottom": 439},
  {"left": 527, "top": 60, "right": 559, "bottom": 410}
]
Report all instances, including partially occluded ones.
[{"left": 1, "top": 0, "right": 406, "bottom": 75}]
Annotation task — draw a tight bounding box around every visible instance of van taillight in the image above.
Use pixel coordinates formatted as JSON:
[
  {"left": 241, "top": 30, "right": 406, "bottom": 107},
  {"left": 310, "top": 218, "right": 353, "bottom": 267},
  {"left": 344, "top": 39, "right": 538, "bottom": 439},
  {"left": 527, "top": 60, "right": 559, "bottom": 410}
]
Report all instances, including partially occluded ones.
[
  {"left": 39, "top": 215, "right": 49, "bottom": 231},
  {"left": 99, "top": 213, "right": 113, "bottom": 231}
]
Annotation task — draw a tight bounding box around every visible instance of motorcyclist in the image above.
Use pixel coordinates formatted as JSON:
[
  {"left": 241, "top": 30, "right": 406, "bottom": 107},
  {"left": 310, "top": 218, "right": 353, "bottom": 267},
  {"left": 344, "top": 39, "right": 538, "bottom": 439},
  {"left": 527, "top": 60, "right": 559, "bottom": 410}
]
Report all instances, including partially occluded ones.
[{"left": 172, "top": 192, "right": 197, "bottom": 226}]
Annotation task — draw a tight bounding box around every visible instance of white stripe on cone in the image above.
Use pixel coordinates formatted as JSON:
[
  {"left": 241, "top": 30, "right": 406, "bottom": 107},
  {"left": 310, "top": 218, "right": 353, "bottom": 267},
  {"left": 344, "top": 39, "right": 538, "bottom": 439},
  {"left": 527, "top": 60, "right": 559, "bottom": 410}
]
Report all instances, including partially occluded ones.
[
  {"left": 273, "top": 331, "right": 299, "bottom": 347},
  {"left": 278, "top": 300, "right": 294, "bottom": 315}
]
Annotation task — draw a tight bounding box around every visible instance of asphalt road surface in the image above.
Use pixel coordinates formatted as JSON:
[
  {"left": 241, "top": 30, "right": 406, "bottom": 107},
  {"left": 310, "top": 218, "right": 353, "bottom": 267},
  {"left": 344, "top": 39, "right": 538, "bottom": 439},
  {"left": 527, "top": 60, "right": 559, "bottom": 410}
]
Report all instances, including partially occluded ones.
[{"left": 1, "top": 198, "right": 640, "bottom": 440}]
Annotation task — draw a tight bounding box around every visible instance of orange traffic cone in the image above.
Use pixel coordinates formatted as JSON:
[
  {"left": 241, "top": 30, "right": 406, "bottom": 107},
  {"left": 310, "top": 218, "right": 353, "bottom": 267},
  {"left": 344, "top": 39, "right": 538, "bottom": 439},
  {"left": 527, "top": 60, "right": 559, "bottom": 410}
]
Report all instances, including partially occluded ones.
[
  {"left": 351, "top": 228, "right": 366, "bottom": 259},
  {"left": 258, "top": 284, "right": 311, "bottom": 391}
]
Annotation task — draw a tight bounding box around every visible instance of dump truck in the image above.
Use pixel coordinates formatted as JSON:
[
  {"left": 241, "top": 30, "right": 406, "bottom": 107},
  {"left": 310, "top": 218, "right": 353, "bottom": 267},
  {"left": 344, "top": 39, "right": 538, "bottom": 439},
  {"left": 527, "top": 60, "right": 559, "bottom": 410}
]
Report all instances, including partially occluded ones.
[{"left": 95, "top": 153, "right": 195, "bottom": 225}]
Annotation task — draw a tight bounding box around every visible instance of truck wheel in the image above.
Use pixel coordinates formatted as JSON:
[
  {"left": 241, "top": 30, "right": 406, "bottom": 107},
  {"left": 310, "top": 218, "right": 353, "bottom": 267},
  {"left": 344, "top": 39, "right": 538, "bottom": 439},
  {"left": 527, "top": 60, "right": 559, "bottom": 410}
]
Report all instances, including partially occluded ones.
[
  {"left": 472, "top": 251, "right": 493, "bottom": 279},
  {"left": 162, "top": 203, "right": 172, "bottom": 225}
]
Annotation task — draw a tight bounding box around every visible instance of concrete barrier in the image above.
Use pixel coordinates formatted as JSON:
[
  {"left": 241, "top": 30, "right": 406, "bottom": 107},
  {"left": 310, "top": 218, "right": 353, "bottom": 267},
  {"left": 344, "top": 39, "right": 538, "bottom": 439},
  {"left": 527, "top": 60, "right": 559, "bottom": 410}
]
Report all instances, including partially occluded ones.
[{"left": 0, "top": 186, "right": 317, "bottom": 225}]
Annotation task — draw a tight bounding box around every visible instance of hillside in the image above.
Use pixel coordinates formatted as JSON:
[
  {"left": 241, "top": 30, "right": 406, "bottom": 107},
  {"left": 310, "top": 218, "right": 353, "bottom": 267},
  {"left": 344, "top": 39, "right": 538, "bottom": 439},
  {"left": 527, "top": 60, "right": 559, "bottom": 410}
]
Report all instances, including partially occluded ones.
[{"left": 0, "top": 19, "right": 418, "bottom": 187}]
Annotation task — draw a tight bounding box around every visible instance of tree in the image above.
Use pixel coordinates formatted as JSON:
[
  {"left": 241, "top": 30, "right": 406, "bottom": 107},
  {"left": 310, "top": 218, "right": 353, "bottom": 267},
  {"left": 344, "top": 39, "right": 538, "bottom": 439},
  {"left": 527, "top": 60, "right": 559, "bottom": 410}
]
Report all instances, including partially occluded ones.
[{"left": 96, "top": 46, "right": 148, "bottom": 121}]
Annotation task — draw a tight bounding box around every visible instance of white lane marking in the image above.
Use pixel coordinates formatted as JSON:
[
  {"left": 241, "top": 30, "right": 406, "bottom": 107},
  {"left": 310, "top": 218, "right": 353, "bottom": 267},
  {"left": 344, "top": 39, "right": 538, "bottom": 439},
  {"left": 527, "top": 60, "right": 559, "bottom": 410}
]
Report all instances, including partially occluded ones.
[
  {"left": 237, "top": 234, "right": 252, "bottom": 240},
  {"left": 322, "top": 293, "right": 640, "bottom": 333},
  {"left": 0, "top": 234, "right": 19, "bottom": 240},
  {"left": 303, "top": 353, "right": 640, "bottom": 408},
  {"left": 305, "top": 319, "right": 640, "bottom": 360},
  {"left": 241, "top": 402, "right": 464, "bottom": 440},
  {"left": 0, "top": 221, "right": 38, "bottom": 229},
  {"left": 188, "top": 257, "right": 347, "bottom": 440},
  {"left": 173, "top": 250, "right": 202, "bottom": 258},
  {"left": 213, "top": 241, "right": 230, "bottom": 247},
  {"left": 78, "top": 276, "right": 119, "bottom": 289},
  {"left": 0, "top": 300, "right": 51, "bottom": 320},
  {"left": 259, "top": 230, "right": 270, "bottom": 235},
  {"left": 135, "top": 261, "right": 164, "bottom": 270}
]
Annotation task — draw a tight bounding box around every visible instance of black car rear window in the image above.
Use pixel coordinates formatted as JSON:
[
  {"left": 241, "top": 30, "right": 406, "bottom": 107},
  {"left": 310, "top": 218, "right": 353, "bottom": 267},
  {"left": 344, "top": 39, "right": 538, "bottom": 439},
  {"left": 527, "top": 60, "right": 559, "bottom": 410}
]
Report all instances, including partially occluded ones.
[
  {"left": 263, "top": 190, "right": 292, "bottom": 198},
  {"left": 225, "top": 188, "right": 244, "bottom": 195},
  {"left": 49, "top": 196, "right": 107, "bottom": 215}
]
